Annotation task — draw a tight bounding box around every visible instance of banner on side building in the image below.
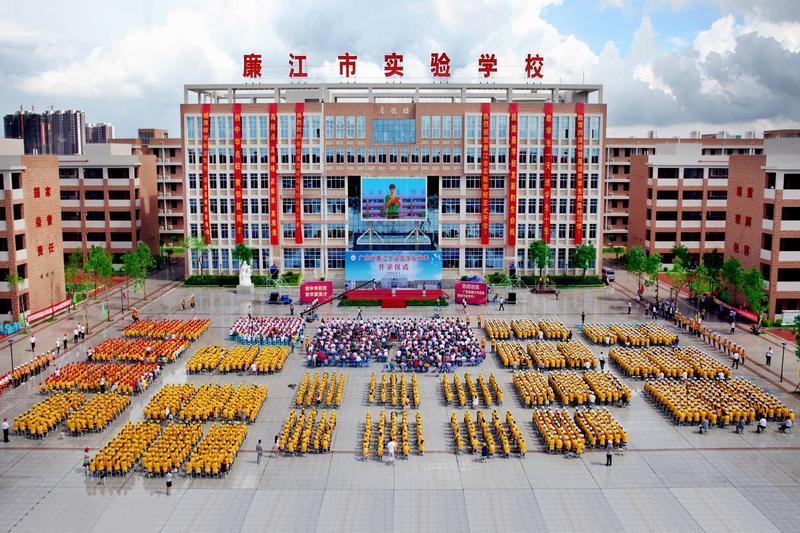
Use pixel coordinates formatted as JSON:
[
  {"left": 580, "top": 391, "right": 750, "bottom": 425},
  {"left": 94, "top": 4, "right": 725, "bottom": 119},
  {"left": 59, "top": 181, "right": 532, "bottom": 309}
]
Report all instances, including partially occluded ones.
[
  {"left": 233, "top": 103, "right": 244, "bottom": 244},
  {"left": 574, "top": 103, "right": 585, "bottom": 244},
  {"left": 294, "top": 103, "right": 304, "bottom": 245},
  {"left": 201, "top": 103, "right": 211, "bottom": 244},
  {"left": 508, "top": 103, "right": 518, "bottom": 247},
  {"left": 543, "top": 102, "right": 553, "bottom": 244},
  {"left": 269, "top": 103, "right": 279, "bottom": 245},
  {"left": 480, "top": 103, "right": 491, "bottom": 245}
]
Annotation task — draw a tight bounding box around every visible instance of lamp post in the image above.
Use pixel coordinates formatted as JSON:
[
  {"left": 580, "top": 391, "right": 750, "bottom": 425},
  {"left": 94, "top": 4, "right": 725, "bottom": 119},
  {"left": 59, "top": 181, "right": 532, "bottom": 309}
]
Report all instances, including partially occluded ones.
[
  {"left": 781, "top": 342, "right": 786, "bottom": 382},
  {"left": 8, "top": 338, "right": 14, "bottom": 374}
]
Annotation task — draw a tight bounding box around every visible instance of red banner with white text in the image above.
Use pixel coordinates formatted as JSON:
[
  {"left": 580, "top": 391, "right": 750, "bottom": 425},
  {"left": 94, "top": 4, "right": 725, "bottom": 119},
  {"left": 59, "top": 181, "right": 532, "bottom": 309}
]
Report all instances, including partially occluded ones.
[
  {"left": 269, "top": 103, "right": 279, "bottom": 245},
  {"left": 233, "top": 103, "right": 244, "bottom": 243},
  {"left": 201, "top": 103, "right": 211, "bottom": 244},
  {"left": 294, "top": 103, "right": 304, "bottom": 244},
  {"left": 543, "top": 102, "right": 553, "bottom": 244},
  {"left": 508, "top": 103, "right": 518, "bottom": 247},
  {"left": 480, "top": 103, "right": 491, "bottom": 245},
  {"left": 574, "top": 103, "right": 585, "bottom": 244}
]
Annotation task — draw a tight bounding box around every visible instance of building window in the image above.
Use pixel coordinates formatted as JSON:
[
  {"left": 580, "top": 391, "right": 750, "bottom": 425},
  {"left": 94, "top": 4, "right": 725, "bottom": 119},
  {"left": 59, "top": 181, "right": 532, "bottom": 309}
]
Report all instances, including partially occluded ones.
[
  {"left": 303, "top": 223, "right": 322, "bottom": 239},
  {"left": 465, "top": 248, "right": 483, "bottom": 268},
  {"left": 327, "top": 224, "right": 346, "bottom": 239},
  {"left": 304, "top": 248, "right": 321, "bottom": 269},
  {"left": 453, "top": 116, "right": 462, "bottom": 138},
  {"left": 282, "top": 198, "right": 295, "bottom": 214},
  {"left": 303, "top": 199, "right": 321, "bottom": 214},
  {"left": 303, "top": 176, "right": 321, "bottom": 189},
  {"left": 372, "top": 119, "right": 415, "bottom": 144},
  {"left": 465, "top": 223, "right": 480, "bottom": 239},
  {"left": 442, "top": 176, "right": 461, "bottom": 189},
  {"left": 282, "top": 176, "right": 295, "bottom": 189},
  {"left": 326, "top": 198, "right": 345, "bottom": 214},
  {"left": 486, "top": 248, "right": 504, "bottom": 269},
  {"left": 442, "top": 248, "right": 460, "bottom": 268},
  {"left": 284, "top": 248, "right": 301, "bottom": 269},
  {"left": 441, "top": 224, "right": 460, "bottom": 239},
  {"left": 326, "top": 176, "right": 345, "bottom": 189},
  {"left": 489, "top": 199, "right": 505, "bottom": 214},
  {"left": 490, "top": 176, "right": 505, "bottom": 189},
  {"left": 441, "top": 199, "right": 461, "bottom": 214},
  {"left": 282, "top": 223, "right": 296, "bottom": 239},
  {"left": 465, "top": 199, "right": 481, "bottom": 214},
  {"left": 421, "top": 116, "right": 430, "bottom": 138},
  {"left": 489, "top": 223, "right": 504, "bottom": 239},
  {"left": 328, "top": 248, "right": 344, "bottom": 269}
]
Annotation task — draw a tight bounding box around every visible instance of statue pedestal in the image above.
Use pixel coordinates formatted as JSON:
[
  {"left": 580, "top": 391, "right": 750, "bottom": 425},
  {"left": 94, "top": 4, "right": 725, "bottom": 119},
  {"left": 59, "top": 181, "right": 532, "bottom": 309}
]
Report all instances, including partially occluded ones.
[{"left": 236, "top": 285, "right": 254, "bottom": 295}]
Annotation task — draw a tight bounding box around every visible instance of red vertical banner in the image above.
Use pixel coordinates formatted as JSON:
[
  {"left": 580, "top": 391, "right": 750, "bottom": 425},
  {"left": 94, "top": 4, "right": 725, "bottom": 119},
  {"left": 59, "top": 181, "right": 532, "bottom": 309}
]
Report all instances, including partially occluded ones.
[
  {"left": 574, "top": 103, "right": 585, "bottom": 244},
  {"left": 201, "top": 104, "right": 211, "bottom": 244},
  {"left": 294, "top": 103, "right": 304, "bottom": 245},
  {"left": 233, "top": 104, "right": 244, "bottom": 244},
  {"left": 480, "top": 103, "right": 491, "bottom": 245},
  {"left": 268, "top": 104, "right": 279, "bottom": 245},
  {"left": 508, "top": 103, "right": 518, "bottom": 247},
  {"left": 543, "top": 102, "right": 553, "bottom": 244}
]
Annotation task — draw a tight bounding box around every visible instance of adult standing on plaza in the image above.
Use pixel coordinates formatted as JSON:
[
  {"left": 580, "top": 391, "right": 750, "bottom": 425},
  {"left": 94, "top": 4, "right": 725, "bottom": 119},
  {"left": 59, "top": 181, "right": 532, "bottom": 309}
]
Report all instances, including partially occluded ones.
[
  {"left": 606, "top": 440, "right": 613, "bottom": 466},
  {"left": 62, "top": 334, "right": 68, "bottom": 351},
  {"left": 386, "top": 438, "right": 397, "bottom": 464},
  {"left": 581, "top": 311, "right": 585, "bottom": 325},
  {"left": 30, "top": 335, "right": 36, "bottom": 352},
  {"left": 765, "top": 346, "right": 773, "bottom": 366},
  {"left": 181, "top": 297, "right": 186, "bottom": 311},
  {"left": 599, "top": 351, "right": 606, "bottom": 370},
  {"left": 356, "top": 307, "right": 363, "bottom": 320},
  {"left": 499, "top": 297, "right": 505, "bottom": 311},
  {"left": 628, "top": 300, "right": 632, "bottom": 314},
  {"left": 730, "top": 320, "right": 735, "bottom": 335},
  {"left": 256, "top": 440, "right": 263, "bottom": 464},
  {"left": 165, "top": 470, "right": 173, "bottom": 495},
  {"left": 2, "top": 417, "right": 9, "bottom": 442},
  {"left": 731, "top": 351, "right": 740, "bottom": 369},
  {"left": 190, "top": 294, "right": 196, "bottom": 309}
]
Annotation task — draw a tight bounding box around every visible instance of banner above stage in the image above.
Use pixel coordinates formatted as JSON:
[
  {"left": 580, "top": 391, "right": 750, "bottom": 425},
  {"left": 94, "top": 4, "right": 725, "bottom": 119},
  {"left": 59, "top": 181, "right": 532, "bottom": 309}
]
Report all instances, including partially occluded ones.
[{"left": 345, "top": 251, "right": 442, "bottom": 289}]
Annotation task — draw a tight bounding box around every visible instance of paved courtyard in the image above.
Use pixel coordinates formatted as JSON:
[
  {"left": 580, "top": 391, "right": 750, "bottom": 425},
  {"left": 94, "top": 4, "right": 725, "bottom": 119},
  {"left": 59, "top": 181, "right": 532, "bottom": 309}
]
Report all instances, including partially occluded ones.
[{"left": 1, "top": 278, "right": 799, "bottom": 533}]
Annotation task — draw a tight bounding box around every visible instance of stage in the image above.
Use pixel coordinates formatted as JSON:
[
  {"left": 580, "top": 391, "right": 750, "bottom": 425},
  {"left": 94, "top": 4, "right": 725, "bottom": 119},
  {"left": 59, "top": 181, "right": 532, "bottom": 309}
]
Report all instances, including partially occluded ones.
[{"left": 345, "top": 288, "right": 445, "bottom": 308}]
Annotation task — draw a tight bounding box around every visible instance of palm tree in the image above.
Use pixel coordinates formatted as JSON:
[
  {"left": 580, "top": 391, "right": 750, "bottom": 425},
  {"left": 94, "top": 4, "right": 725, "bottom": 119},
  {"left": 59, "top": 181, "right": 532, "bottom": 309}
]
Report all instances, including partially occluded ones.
[{"left": 6, "top": 272, "right": 25, "bottom": 319}]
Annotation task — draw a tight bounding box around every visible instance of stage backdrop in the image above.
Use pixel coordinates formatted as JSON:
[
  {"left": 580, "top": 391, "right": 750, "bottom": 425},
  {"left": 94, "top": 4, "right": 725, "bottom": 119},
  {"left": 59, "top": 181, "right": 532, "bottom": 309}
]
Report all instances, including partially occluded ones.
[
  {"left": 361, "top": 177, "right": 427, "bottom": 221},
  {"left": 345, "top": 251, "right": 442, "bottom": 288}
]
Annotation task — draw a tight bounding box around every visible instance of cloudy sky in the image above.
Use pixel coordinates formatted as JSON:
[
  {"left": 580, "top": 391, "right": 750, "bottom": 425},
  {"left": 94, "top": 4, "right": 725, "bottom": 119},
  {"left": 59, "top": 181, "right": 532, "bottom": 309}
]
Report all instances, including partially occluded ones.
[{"left": 2, "top": 0, "right": 798, "bottom": 137}]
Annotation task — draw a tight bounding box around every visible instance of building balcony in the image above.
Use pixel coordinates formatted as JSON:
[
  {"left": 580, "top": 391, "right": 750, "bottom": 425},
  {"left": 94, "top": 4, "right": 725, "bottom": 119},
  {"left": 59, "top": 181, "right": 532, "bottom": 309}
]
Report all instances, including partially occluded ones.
[
  {"left": 11, "top": 189, "right": 23, "bottom": 200},
  {"left": 763, "top": 219, "right": 774, "bottom": 231},
  {"left": 681, "top": 220, "right": 701, "bottom": 228},
  {"left": 60, "top": 178, "right": 79, "bottom": 187},
  {"left": 61, "top": 219, "right": 81, "bottom": 228},
  {"left": 108, "top": 200, "right": 131, "bottom": 208},
  {"left": 683, "top": 179, "right": 703, "bottom": 187},
  {"left": 0, "top": 221, "right": 5, "bottom": 232},
  {"left": 765, "top": 188, "right": 775, "bottom": 200},
  {"left": 778, "top": 251, "right": 800, "bottom": 262},
  {"left": 86, "top": 220, "right": 106, "bottom": 228},
  {"left": 781, "top": 220, "right": 800, "bottom": 231},
  {"left": 682, "top": 200, "right": 702, "bottom": 208},
  {"left": 655, "top": 199, "right": 678, "bottom": 208},
  {"left": 16, "top": 249, "right": 26, "bottom": 261},
  {"left": 706, "top": 200, "right": 726, "bottom": 208},
  {"left": 61, "top": 199, "right": 81, "bottom": 208},
  {"left": 761, "top": 249, "right": 772, "bottom": 261},
  {"left": 83, "top": 178, "right": 104, "bottom": 187},
  {"left": 109, "top": 220, "right": 132, "bottom": 229},
  {"left": 110, "top": 241, "right": 133, "bottom": 249},
  {"left": 0, "top": 251, "right": 8, "bottom": 262},
  {"left": 655, "top": 220, "right": 677, "bottom": 228},
  {"left": 705, "top": 220, "right": 725, "bottom": 229},
  {"left": 656, "top": 179, "right": 679, "bottom": 187},
  {"left": 682, "top": 241, "right": 700, "bottom": 249},
  {"left": 63, "top": 241, "right": 82, "bottom": 249},
  {"left": 783, "top": 190, "right": 800, "bottom": 200},
  {"left": 776, "top": 281, "right": 800, "bottom": 292},
  {"left": 705, "top": 241, "right": 725, "bottom": 249},
  {"left": 85, "top": 199, "right": 105, "bottom": 208},
  {"left": 707, "top": 179, "right": 728, "bottom": 187}
]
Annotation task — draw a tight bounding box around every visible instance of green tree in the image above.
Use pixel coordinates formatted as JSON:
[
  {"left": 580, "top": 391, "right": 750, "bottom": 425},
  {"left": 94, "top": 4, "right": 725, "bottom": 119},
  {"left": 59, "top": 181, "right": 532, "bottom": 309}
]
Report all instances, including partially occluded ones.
[
  {"left": 128, "top": 243, "right": 155, "bottom": 299},
  {"left": 671, "top": 244, "right": 691, "bottom": 267},
  {"left": 688, "top": 264, "right": 712, "bottom": 298},
  {"left": 644, "top": 252, "right": 662, "bottom": 289},
  {"left": 85, "top": 246, "right": 114, "bottom": 321},
  {"left": 6, "top": 272, "right": 25, "bottom": 317},
  {"left": 529, "top": 240, "right": 550, "bottom": 286},
  {"left": 232, "top": 243, "right": 255, "bottom": 266},
  {"left": 703, "top": 250, "right": 724, "bottom": 293},
  {"left": 65, "top": 251, "right": 83, "bottom": 286},
  {"left": 665, "top": 259, "right": 689, "bottom": 301},
  {"left": 183, "top": 236, "right": 208, "bottom": 276},
  {"left": 794, "top": 315, "right": 800, "bottom": 362},
  {"left": 573, "top": 243, "right": 596, "bottom": 278},
  {"left": 722, "top": 257, "right": 744, "bottom": 305},
  {"left": 626, "top": 246, "right": 648, "bottom": 289},
  {"left": 741, "top": 268, "right": 767, "bottom": 315}
]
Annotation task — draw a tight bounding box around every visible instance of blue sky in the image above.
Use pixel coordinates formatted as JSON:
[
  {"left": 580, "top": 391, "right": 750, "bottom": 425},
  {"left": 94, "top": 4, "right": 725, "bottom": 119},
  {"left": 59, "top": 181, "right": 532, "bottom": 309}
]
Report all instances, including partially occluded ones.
[{"left": 1, "top": 0, "right": 798, "bottom": 137}]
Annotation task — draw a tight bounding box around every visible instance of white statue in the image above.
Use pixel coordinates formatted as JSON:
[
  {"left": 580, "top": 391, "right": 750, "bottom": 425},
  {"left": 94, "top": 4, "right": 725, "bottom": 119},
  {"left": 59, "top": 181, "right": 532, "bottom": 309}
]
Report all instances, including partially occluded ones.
[{"left": 238, "top": 260, "right": 253, "bottom": 287}]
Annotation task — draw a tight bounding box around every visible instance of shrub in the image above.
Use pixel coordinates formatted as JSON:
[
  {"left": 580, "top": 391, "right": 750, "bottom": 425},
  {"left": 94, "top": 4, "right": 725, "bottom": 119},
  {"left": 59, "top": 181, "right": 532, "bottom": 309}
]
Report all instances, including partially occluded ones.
[
  {"left": 406, "top": 298, "right": 449, "bottom": 306},
  {"left": 338, "top": 299, "right": 382, "bottom": 307},
  {"left": 486, "top": 272, "right": 508, "bottom": 285},
  {"left": 183, "top": 275, "right": 238, "bottom": 287}
]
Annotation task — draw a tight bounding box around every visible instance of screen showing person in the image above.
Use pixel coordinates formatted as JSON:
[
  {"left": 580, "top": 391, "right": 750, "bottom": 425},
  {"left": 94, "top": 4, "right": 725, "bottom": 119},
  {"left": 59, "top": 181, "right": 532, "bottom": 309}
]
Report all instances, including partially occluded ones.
[{"left": 361, "top": 177, "right": 426, "bottom": 221}]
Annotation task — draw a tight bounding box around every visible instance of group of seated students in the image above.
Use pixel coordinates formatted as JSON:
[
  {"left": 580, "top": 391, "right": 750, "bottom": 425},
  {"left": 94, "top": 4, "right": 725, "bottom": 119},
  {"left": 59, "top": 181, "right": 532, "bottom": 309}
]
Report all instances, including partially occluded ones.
[
  {"left": 228, "top": 316, "right": 304, "bottom": 345},
  {"left": 306, "top": 318, "right": 484, "bottom": 370}
]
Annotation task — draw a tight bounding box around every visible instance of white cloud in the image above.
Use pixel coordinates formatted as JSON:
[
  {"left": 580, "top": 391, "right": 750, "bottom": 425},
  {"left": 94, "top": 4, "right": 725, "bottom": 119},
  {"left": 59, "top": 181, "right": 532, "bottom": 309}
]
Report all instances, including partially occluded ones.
[{"left": 693, "top": 14, "right": 738, "bottom": 60}]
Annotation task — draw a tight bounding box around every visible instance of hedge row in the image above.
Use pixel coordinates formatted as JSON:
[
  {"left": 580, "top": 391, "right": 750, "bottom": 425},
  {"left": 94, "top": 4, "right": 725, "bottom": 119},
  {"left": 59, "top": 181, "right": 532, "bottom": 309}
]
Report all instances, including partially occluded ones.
[{"left": 184, "top": 272, "right": 302, "bottom": 287}]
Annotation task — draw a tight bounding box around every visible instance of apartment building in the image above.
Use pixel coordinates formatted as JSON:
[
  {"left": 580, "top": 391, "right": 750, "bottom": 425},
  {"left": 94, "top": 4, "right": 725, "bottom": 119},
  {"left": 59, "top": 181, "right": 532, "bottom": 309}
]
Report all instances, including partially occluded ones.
[
  {"left": 180, "top": 83, "right": 606, "bottom": 278},
  {"left": 4, "top": 108, "right": 86, "bottom": 155},
  {"left": 0, "top": 139, "right": 65, "bottom": 319},
  {"left": 617, "top": 135, "right": 763, "bottom": 262},
  {"left": 86, "top": 123, "right": 115, "bottom": 143},
  {"left": 58, "top": 143, "right": 159, "bottom": 263},
  {"left": 726, "top": 134, "right": 800, "bottom": 318}
]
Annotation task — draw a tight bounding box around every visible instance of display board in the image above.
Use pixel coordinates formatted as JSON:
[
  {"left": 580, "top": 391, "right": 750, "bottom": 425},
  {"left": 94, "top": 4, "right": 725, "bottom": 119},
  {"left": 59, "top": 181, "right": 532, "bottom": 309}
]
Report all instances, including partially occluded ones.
[
  {"left": 345, "top": 251, "right": 442, "bottom": 288},
  {"left": 360, "top": 177, "right": 427, "bottom": 221}
]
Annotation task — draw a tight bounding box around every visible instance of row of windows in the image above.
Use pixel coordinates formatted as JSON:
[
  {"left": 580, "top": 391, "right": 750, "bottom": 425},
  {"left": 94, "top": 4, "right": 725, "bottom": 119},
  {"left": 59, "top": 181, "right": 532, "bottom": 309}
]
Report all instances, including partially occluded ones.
[
  {"left": 188, "top": 196, "right": 346, "bottom": 216},
  {"left": 185, "top": 113, "right": 602, "bottom": 143},
  {"left": 441, "top": 240, "right": 597, "bottom": 270},
  {"left": 189, "top": 222, "right": 347, "bottom": 242},
  {"left": 441, "top": 223, "right": 506, "bottom": 240},
  {"left": 325, "top": 146, "right": 462, "bottom": 164},
  {"left": 440, "top": 198, "right": 600, "bottom": 215},
  {"left": 187, "top": 174, "right": 346, "bottom": 190},
  {"left": 192, "top": 247, "right": 346, "bottom": 270},
  {"left": 516, "top": 245, "right": 597, "bottom": 270},
  {"left": 465, "top": 147, "right": 601, "bottom": 165},
  {"left": 420, "top": 116, "right": 463, "bottom": 139}
]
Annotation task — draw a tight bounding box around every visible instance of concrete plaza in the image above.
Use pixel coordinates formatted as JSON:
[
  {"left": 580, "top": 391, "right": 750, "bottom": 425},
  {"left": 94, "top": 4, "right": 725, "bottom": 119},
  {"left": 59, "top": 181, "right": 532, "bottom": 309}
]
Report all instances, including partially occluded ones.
[{"left": 0, "top": 275, "right": 799, "bottom": 533}]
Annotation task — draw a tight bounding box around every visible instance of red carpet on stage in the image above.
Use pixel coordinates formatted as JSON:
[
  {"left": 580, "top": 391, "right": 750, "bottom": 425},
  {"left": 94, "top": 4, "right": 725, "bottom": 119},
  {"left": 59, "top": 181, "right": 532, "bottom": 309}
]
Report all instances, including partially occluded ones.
[{"left": 346, "top": 289, "right": 445, "bottom": 308}]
